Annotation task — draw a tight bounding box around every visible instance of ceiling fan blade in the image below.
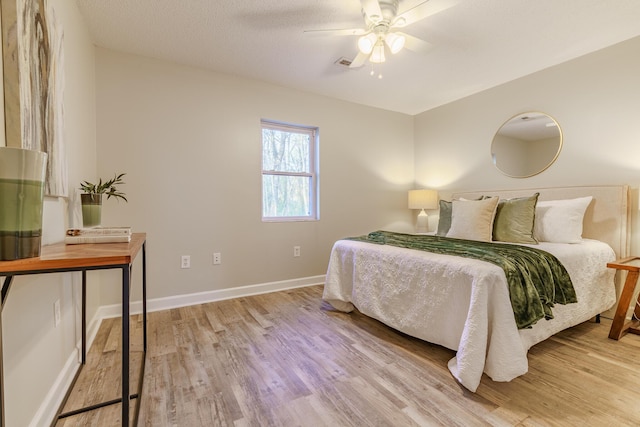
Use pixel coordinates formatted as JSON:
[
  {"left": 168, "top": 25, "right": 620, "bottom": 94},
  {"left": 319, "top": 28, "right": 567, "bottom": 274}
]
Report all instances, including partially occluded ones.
[
  {"left": 303, "top": 28, "right": 367, "bottom": 37},
  {"left": 349, "top": 51, "right": 369, "bottom": 68},
  {"left": 395, "top": 0, "right": 459, "bottom": 27},
  {"left": 400, "top": 33, "right": 432, "bottom": 54},
  {"left": 360, "top": 0, "right": 383, "bottom": 23}
]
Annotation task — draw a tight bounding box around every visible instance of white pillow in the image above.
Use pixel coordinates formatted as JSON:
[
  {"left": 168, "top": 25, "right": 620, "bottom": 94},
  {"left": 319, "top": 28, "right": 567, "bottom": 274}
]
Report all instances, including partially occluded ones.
[
  {"left": 533, "top": 196, "right": 593, "bottom": 243},
  {"left": 446, "top": 197, "right": 499, "bottom": 242}
]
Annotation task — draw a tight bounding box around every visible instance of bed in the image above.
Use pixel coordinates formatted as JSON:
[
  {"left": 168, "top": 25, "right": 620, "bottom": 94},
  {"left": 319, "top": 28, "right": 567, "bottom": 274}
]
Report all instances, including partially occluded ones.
[{"left": 323, "top": 185, "right": 629, "bottom": 392}]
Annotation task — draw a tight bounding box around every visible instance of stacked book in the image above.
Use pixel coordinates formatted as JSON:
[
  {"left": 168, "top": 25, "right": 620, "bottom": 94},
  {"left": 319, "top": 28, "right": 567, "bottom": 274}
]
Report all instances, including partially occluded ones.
[{"left": 65, "top": 227, "right": 132, "bottom": 244}]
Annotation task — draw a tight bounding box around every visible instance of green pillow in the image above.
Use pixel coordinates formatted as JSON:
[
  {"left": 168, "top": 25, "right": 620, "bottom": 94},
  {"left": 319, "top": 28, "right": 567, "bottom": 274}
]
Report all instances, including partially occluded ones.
[
  {"left": 436, "top": 200, "right": 452, "bottom": 236},
  {"left": 493, "top": 193, "right": 539, "bottom": 244}
]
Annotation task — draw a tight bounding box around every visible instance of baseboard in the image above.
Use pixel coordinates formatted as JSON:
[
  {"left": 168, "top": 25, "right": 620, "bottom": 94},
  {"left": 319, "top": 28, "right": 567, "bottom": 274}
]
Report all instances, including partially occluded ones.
[
  {"left": 30, "top": 308, "right": 104, "bottom": 426},
  {"left": 32, "top": 275, "right": 324, "bottom": 425},
  {"left": 97, "top": 274, "right": 326, "bottom": 318},
  {"left": 29, "top": 348, "right": 79, "bottom": 427}
]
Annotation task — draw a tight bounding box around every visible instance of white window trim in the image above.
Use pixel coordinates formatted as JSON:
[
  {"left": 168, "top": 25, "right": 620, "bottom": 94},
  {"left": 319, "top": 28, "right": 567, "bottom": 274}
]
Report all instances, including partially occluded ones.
[{"left": 261, "top": 120, "right": 319, "bottom": 222}]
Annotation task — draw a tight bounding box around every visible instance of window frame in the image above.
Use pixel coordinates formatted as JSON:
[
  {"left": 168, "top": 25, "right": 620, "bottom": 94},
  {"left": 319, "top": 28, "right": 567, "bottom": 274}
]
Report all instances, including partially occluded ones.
[{"left": 261, "top": 119, "right": 319, "bottom": 222}]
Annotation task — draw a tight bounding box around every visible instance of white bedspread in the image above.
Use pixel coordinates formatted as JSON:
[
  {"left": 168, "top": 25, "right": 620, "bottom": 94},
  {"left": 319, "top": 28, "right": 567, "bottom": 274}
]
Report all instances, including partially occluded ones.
[{"left": 322, "top": 238, "right": 616, "bottom": 392}]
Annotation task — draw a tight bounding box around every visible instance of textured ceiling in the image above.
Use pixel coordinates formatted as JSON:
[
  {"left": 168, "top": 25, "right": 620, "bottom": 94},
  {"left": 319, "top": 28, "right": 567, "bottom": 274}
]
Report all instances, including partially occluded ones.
[{"left": 75, "top": 0, "right": 640, "bottom": 115}]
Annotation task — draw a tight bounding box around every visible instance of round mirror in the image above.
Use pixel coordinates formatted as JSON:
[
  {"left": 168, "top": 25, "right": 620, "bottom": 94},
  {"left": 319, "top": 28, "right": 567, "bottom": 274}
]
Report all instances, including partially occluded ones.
[{"left": 491, "top": 112, "right": 562, "bottom": 178}]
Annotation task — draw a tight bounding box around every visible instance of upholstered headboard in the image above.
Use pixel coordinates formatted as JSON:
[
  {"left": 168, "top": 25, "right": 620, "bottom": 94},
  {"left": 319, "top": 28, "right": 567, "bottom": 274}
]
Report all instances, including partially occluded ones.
[{"left": 453, "top": 185, "right": 630, "bottom": 259}]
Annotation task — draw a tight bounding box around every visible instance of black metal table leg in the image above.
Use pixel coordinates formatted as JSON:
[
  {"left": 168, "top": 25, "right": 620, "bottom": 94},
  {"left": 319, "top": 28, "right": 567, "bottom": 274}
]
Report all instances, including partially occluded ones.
[
  {"left": 1, "top": 276, "right": 13, "bottom": 309},
  {"left": 0, "top": 275, "right": 15, "bottom": 427},
  {"left": 82, "top": 271, "right": 87, "bottom": 364},
  {"left": 122, "top": 266, "right": 130, "bottom": 427},
  {"left": 1, "top": 233, "right": 146, "bottom": 426},
  {"left": 142, "top": 242, "right": 147, "bottom": 352},
  {"left": 0, "top": 277, "right": 7, "bottom": 427}
]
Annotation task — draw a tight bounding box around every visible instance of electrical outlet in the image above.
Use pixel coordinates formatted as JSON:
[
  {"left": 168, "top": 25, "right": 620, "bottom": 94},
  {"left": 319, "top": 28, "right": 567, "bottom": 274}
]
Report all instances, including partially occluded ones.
[
  {"left": 54, "top": 299, "right": 61, "bottom": 327},
  {"left": 294, "top": 246, "right": 301, "bottom": 257},
  {"left": 181, "top": 255, "right": 191, "bottom": 269},
  {"left": 213, "top": 252, "right": 221, "bottom": 265}
]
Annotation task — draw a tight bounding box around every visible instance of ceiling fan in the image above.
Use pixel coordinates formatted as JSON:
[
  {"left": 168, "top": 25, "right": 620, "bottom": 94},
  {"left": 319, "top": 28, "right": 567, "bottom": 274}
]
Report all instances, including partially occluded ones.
[{"left": 305, "top": 0, "right": 458, "bottom": 68}]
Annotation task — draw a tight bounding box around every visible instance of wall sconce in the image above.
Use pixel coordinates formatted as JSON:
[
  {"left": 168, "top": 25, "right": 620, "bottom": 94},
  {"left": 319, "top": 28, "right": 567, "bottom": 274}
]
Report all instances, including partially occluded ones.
[{"left": 408, "top": 189, "right": 438, "bottom": 233}]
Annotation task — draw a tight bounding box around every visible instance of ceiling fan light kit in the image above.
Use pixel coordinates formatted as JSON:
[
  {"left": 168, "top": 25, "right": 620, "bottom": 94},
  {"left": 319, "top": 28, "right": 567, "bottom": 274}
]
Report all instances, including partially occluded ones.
[
  {"left": 358, "top": 32, "right": 405, "bottom": 62},
  {"left": 370, "top": 41, "right": 386, "bottom": 63},
  {"left": 306, "top": 0, "right": 457, "bottom": 68},
  {"left": 358, "top": 32, "right": 377, "bottom": 54},
  {"left": 384, "top": 32, "right": 405, "bottom": 54}
]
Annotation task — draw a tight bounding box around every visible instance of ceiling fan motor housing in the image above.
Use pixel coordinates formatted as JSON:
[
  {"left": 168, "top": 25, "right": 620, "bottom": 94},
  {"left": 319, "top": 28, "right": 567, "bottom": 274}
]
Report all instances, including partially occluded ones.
[{"left": 364, "top": 0, "right": 400, "bottom": 26}]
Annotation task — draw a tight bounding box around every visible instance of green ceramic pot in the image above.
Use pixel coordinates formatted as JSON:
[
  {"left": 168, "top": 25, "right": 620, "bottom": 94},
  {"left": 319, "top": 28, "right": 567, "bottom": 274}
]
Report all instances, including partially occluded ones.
[
  {"left": 0, "top": 147, "right": 48, "bottom": 260},
  {"left": 81, "top": 193, "right": 103, "bottom": 227}
]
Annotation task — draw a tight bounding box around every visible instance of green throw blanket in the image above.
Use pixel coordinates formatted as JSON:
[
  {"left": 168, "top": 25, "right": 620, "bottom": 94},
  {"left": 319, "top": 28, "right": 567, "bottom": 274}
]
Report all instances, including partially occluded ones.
[{"left": 347, "top": 231, "right": 577, "bottom": 329}]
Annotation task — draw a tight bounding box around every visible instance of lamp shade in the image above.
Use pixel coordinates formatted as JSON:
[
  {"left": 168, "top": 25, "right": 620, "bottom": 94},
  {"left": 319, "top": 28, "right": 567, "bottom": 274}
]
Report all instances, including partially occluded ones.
[{"left": 408, "top": 189, "right": 438, "bottom": 210}]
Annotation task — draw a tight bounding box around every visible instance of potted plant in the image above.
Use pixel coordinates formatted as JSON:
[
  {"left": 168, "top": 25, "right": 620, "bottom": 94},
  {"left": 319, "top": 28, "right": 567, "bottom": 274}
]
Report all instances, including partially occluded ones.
[{"left": 80, "top": 173, "right": 127, "bottom": 227}]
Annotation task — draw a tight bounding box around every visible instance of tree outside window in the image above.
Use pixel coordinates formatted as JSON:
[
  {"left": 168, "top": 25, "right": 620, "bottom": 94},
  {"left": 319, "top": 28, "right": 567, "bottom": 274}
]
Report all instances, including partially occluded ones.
[{"left": 261, "top": 120, "right": 318, "bottom": 221}]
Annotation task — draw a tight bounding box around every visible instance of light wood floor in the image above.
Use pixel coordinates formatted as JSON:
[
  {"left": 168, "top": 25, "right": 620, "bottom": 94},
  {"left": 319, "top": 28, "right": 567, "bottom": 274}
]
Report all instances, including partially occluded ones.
[{"left": 54, "top": 285, "right": 640, "bottom": 426}]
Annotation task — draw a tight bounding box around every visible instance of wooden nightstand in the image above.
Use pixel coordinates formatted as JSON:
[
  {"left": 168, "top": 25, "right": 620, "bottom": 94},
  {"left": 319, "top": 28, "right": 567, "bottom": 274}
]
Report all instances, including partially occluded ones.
[{"left": 607, "top": 256, "right": 640, "bottom": 340}]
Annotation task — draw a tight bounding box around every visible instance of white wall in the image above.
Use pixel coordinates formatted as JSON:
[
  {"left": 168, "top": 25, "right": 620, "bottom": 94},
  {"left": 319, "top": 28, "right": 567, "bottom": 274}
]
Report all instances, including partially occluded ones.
[
  {"left": 5, "top": 10, "right": 640, "bottom": 425},
  {"left": 1, "top": 1, "right": 97, "bottom": 426},
  {"left": 94, "top": 49, "right": 415, "bottom": 304},
  {"left": 414, "top": 35, "right": 640, "bottom": 252},
  {"left": 415, "top": 35, "right": 640, "bottom": 191},
  {"left": 3, "top": 18, "right": 414, "bottom": 424}
]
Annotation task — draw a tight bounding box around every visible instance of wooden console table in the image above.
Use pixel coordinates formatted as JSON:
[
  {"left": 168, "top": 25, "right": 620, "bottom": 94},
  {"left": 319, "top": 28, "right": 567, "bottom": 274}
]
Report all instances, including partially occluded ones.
[
  {"left": 607, "top": 256, "right": 640, "bottom": 340},
  {"left": 0, "top": 233, "right": 147, "bottom": 427}
]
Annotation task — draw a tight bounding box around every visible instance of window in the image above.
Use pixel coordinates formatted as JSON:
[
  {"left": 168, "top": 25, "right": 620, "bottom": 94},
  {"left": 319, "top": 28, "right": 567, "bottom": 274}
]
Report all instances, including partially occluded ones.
[{"left": 261, "top": 120, "right": 318, "bottom": 221}]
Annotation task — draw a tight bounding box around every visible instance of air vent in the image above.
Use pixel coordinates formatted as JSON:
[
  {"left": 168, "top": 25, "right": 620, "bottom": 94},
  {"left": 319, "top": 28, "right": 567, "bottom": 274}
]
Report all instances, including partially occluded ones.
[{"left": 334, "top": 57, "right": 352, "bottom": 67}]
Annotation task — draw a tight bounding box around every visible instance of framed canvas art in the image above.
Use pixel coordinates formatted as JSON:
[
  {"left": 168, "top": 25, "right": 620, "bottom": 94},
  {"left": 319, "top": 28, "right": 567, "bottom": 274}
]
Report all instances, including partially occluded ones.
[{"left": 1, "top": 0, "right": 66, "bottom": 197}]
